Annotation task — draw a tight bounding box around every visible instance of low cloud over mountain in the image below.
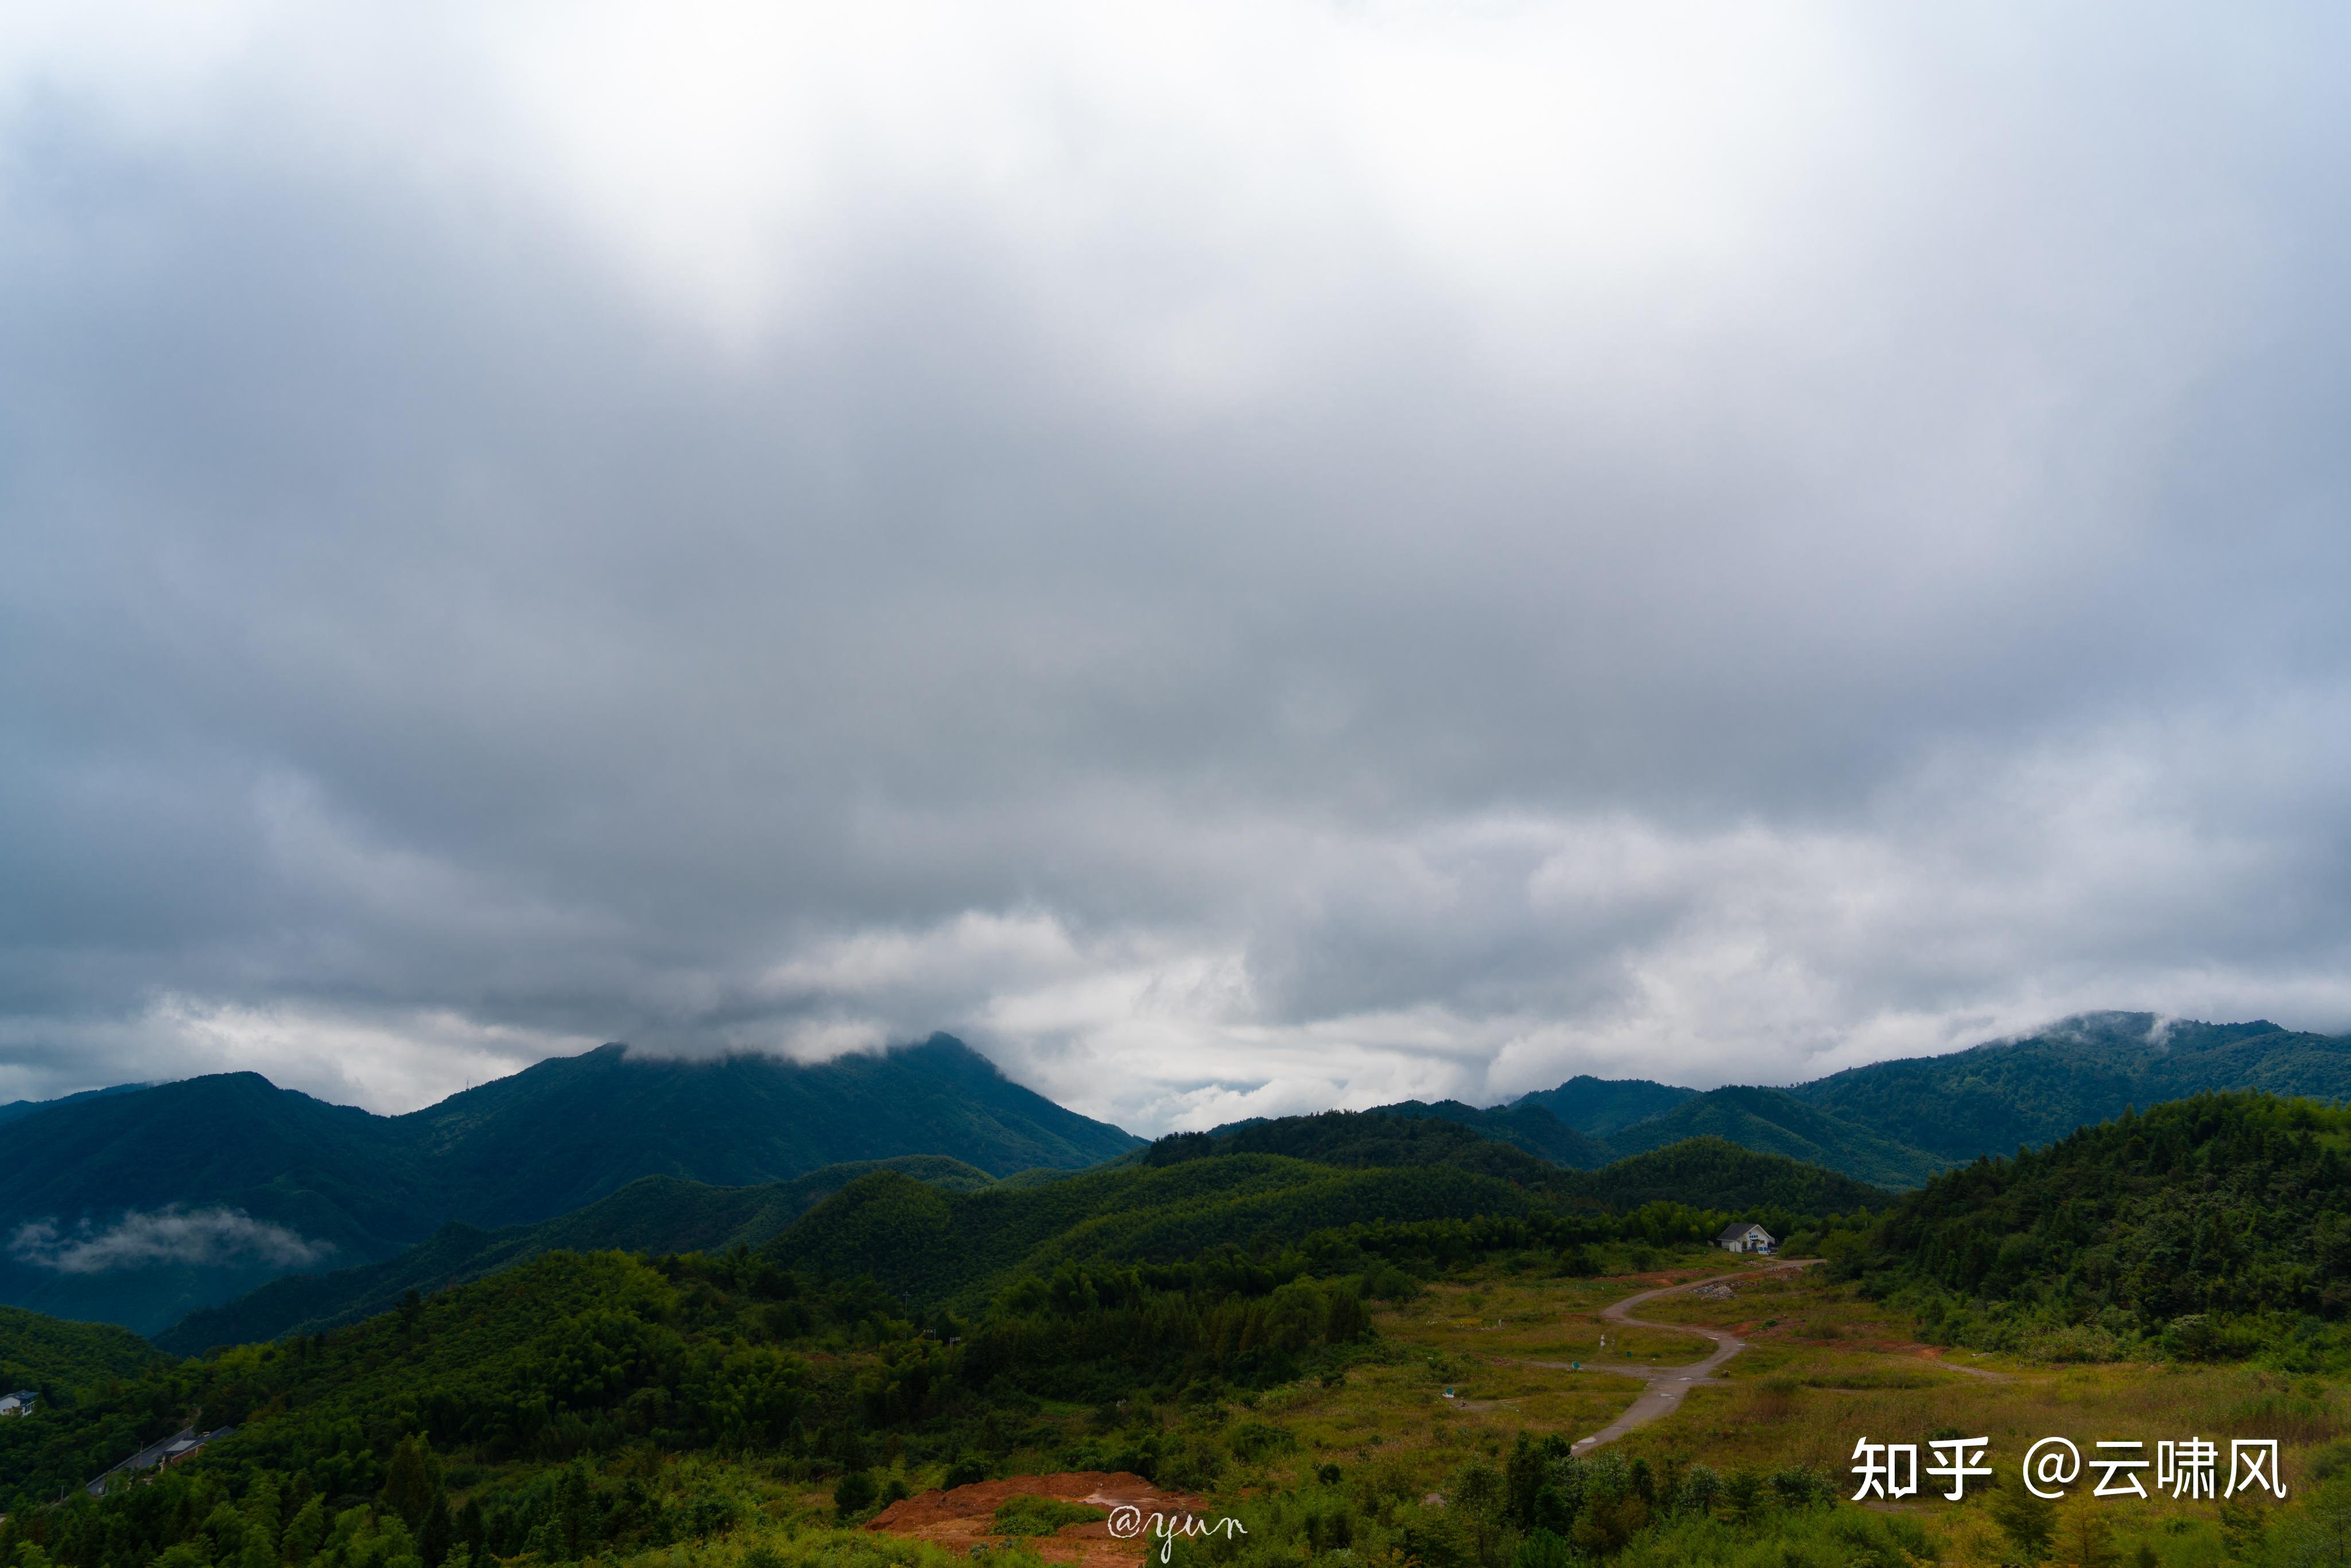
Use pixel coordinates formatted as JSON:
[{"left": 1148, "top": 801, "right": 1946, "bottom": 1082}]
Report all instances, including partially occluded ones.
[{"left": 10, "top": 1208, "right": 335, "bottom": 1275}]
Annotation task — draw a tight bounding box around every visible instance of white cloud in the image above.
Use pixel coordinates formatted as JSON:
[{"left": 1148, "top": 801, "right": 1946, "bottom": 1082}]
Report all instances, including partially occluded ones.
[{"left": 11, "top": 1208, "right": 335, "bottom": 1275}]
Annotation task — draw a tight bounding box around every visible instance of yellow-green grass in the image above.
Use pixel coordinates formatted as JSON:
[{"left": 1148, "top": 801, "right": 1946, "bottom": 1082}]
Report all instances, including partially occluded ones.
[{"left": 1338, "top": 1260, "right": 2346, "bottom": 1566}]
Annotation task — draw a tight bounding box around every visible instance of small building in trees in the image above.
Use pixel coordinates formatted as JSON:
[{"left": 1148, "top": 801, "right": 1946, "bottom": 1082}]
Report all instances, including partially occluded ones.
[{"left": 1717, "top": 1221, "right": 1775, "bottom": 1255}]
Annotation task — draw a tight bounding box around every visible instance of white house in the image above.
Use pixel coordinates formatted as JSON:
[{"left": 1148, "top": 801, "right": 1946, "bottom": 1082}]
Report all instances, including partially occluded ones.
[
  {"left": 0, "top": 1390, "right": 35, "bottom": 1418},
  {"left": 1717, "top": 1222, "right": 1775, "bottom": 1255}
]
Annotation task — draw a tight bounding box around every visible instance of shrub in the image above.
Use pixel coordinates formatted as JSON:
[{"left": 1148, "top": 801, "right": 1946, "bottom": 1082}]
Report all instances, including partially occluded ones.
[{"left": 988, "top": 1497, "right": 1105, "bottom": 1538}]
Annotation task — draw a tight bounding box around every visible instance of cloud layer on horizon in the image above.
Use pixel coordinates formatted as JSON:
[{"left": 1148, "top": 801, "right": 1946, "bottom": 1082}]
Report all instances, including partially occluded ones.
[{"left": 5, "top": 2, "right": 2350, "bottom": 1131}]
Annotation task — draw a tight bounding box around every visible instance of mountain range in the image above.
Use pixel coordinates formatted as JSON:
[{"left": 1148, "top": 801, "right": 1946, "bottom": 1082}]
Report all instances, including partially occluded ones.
[
  {"left": 7, "top": 1010, "right": 2348, "bottom": 1342},
  {"left": 0, "top": 1036, "right": 1138, "bottom": 1333},
  {"left": 1409, "top": 1012, "right": 2351, "bottom": 1190}
]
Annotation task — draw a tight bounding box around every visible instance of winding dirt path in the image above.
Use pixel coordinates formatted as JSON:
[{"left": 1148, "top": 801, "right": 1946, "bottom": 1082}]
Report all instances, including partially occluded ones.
[{"left": 1522, "top": 1260, "right": 1817, "bottom": 1453}]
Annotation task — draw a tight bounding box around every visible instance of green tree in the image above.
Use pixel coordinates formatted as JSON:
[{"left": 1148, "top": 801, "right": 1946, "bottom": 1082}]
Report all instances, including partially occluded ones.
[
  {"left": 1988, "top": 1476, "right": 2056, "bottom": 1563},
  {"left": 833, "top": 1470, "right": 878, "bottom": 1522},
  {"left": 379, "top": 1435, "right": 441, "bottom": 1531},
  {"left": 2217, "top": 1495, "right": 2267, "bottom": 1562},
  {"left": 2057, "top": 1505, "right": 2118, "bottom": 1568},
  {"left": 281, "top": 1499, "right": 327, "bottom": 1565}
]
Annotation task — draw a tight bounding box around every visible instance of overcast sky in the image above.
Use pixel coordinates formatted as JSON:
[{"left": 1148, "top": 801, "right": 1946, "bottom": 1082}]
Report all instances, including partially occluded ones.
[{"left": 5, "top": 2, "right": 2350, "bottom": 1133}]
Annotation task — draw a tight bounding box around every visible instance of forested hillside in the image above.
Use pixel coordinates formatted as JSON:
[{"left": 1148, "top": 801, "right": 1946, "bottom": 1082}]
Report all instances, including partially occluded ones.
[
  {"left": 0, "top": 1305, "right": 165, "bottom": 1398},
  {"left": 1577, "top": 1136, "right": 1887, "bottom": 1217},
  {"left": 1840, "top": 1091, "right": 2351, "bottom": 1364},
  {"left": 0, "top": 1038, "right": 1136, "bottom": 1333},
  {"left": 1793, "top": 1013, "right": 2351, "bottom": 1161},
  {"left": 1493, "top": 1014, "right": 2351, "bottom": 1190},
  {"left": 1591, "top": 1085, "right": 1943, "bottom": 1190},
  {"left": 155, "top": 1159, "right": 995, "bottom": 1355},
  {"left": 765, "top": 1157, "right": 1566, "bottom": 1306},
  {"left": 1511, "top": 1074, "right": 1696, "bottom": 1136},
  {"left": 1363, "top": 1100, "right": 1611, "bottom": 1168},
  {"left": 0, "top": 1179, "right": 1733, "bottom": 1523}
]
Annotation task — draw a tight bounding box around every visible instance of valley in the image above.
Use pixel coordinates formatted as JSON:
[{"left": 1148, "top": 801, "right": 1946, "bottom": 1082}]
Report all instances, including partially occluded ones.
[{"left": 4, "top": 1018, "right": 2351, "bottom": 1568}]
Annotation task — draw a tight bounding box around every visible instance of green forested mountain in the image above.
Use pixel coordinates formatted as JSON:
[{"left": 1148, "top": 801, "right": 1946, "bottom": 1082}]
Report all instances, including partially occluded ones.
[
  {"left": 1790, "top": 1012, "right": 2351, "bottom": 1160},
  {"left": 1155, "top": 1111, "right": 1590, "bottom": 1196},
  {"left": 0, "top": 1038, "right": 1136, "bottom": 1334},
  {"left": 153, "top": 1158, "right": 996, "bottom": 1354},
  {"left": 0, "top": 1305, "right": 166, "bottom": 1398},
  {"left": 1578, "top": 1136, "right": 1888, "bottom": 1216},
  {"left": 1839, "top": 1092, "right": 2351, "bottom": 1364},
  {"left": 174, "top": 1113, "right": 1883, "bottom": 1352},
  {"left": 394, "top": 1038, "right": 1135, "bottom": 1225},
  {"left": 765, "top": 1155, "right": 1561, "bottom": 1306},
  {"left": 1367, "top": 1100, "right": 1612, "bottom": 1168},
  {"left": 0, "top": 1074, "right": 439, "bottom": 1334},
  {"left": 1499, "top": 1014, "right": 2351, "bottom": 1189},
  {"left": 1597, "top": 1085, "right": 1945, "bottom": 1190},
  {"left": 1511, "top": 1074, "right": 1696, "bottom": 1136},
  {"left": 0, "top": 1084, "right": 150, "bottom": 1128}
]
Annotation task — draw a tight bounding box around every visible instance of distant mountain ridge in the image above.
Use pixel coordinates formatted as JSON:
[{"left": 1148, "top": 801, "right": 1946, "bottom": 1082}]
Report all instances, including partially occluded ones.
[
  {"left": 0, "top": 1082, "right": 151, "bottom": 1128},
  {"left": 13, "top": 1010, "right": 2345, "bottom": 1339},
  {"left": 1512, "top": 1075, "right": 1697, "bottom": 1136},
  {"left": 1390, "top": 1014, "right": 2351, "bottom": 1191},
  {"left": 0, "top": 1036, "right": 1139, "bottom": 1333},
  {"left": 154, "top": 1155, "right": 996, "bottom": 1353}
]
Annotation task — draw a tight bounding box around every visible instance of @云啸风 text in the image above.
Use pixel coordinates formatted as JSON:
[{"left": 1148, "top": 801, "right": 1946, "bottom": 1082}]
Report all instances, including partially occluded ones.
[{"left": 1847, "top": 1435, "right": 2288, "bottom": 1503}]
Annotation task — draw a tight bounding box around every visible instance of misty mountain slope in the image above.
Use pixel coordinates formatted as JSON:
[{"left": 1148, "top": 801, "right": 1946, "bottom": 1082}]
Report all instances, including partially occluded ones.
[
  {"left": 0, "top": 1036, "right": 1137, "bottom": 1334},
  {"left": 153, "top": 1155, "right": 996, "bottom": 1353},
  {"left": 398, "top": 1035, "right": 1138, "bottom": 1225},
  {"left": 1512, "top": 1075, "right": 1698, "bottom": 1136},
  {"left": 1600, "top": 1084, "right": 1947, "bottom": 1189},
  {"left": 0, "top": 1073, "right": 440, "bottom": 1262},
  {"left": 1790, "top": 1014, "right": 2351, "bottom": 1162}
]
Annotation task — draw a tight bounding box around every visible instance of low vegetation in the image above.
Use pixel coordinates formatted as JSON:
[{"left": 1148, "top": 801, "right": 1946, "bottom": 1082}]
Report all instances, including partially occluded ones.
[{"left": 14, "top": 1088, "right": 2351, "bottom": 1568}]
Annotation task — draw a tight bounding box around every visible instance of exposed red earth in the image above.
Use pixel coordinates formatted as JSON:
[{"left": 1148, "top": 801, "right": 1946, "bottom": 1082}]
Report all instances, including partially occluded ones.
[{"left": 866, "top": 1473, "right": 1208, "bottom": 1567}]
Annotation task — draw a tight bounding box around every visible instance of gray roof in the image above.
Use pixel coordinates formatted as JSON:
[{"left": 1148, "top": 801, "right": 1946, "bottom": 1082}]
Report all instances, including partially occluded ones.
[{"left": 1718, "top": 1222, "right": 1770, "bottom": 1241}]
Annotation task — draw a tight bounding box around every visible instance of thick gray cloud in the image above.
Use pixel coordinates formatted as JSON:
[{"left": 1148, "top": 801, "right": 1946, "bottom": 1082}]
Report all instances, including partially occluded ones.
[{"left": 3, "top": 2, "right": 2350, "bottom": 1130}]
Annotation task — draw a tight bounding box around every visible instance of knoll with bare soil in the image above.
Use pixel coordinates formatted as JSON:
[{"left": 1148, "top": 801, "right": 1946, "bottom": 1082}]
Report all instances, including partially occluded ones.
[{"left": 867, "top": 1473, "right": 1205, "bottom": 1567}]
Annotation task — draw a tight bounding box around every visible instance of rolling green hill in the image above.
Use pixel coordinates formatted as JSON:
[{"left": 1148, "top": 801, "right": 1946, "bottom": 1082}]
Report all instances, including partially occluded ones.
[
  {"left": 1511, "top": 1074, "right": 1697, "bottom": 1136},
  {"left": 152, "top": 1156, "right": 996, "bottom": 1354},
  {"left": 174, "top": 1109, "right": 1888, "bottom": 1353},
  {"left": 1838, "top": 1092, "right": 2351, "bottom": 1365},
  {"left": 0, "top": 1037, "right": 1137, "bottom": 1334},
  {"left": 0, "top": 1304, "right": 168, "bottom": 1397},
  {"left": 764, "top": 1154, "right": 1554, "bottom": 1306},
  {"left": 1790, "top": 1012, "right": 2351, "bottom": 1161},
  {"left": 1578, "top": 1135, "right": 1888, "bottom": 1216},
  {"left": 1367, "top": 1099, "right": 1612, "bottom": 1168},
  {"left": 1597, "top": 1085, "right": 1947, "bottom": 1190},
  {"left": 1153, "top": 1110, "right": 1592, "bottom": 1197}
]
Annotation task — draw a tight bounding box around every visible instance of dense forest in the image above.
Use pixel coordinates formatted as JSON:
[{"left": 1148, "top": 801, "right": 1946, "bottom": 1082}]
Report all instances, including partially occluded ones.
[
  {"left": 1838, "top": 1091, "right": 2351, "bottom": 1365},
  {"left": 0, "top": 1307, "right": 166, "bottom": 1402},
  {"left": 157, "top": 1161, "right": 998, "bottom": 1356},
  {"left": 9, "top": 1086, "right": 2346, "bottom": 1568},
  {"left": 0, "top": 1040, "right": 1138, "bottom": 1334}
]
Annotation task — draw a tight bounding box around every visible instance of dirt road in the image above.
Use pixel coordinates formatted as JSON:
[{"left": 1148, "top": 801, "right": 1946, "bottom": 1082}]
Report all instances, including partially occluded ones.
[{"left": 1522, "top": 1260, "right": 1815, "bottom": 1453}]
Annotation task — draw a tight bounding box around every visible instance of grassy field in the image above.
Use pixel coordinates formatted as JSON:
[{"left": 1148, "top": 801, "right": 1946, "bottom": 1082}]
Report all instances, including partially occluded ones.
[
  {"left": 72, "top": 1248, "right": 2336, "bottom": 1568},
  {"left": 1285, "top": 1253, "right": 2343, "bottom": 1566},
  {"left": 518, "top": 1255, "right": 2351, "bottom": 1566}
]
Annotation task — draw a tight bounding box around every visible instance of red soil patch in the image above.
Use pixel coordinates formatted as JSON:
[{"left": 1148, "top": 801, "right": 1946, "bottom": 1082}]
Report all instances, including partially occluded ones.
[{"left": 866, "top": 1473, "right": 1206, "bottom": 1567}]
